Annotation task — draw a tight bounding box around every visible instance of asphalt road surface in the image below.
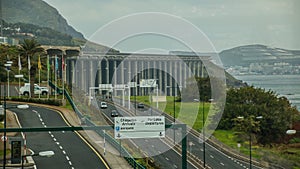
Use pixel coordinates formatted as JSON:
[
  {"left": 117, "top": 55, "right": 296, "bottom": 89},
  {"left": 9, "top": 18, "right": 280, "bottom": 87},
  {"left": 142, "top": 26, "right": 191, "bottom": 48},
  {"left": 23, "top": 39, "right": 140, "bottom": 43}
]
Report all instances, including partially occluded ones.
[
  {"left": 98, "top": 100, "right": 197, "bottom": 169},
  {"left": 99, "top": 98, "right": 261, "bottom": 169},
  {"left": 9, "top": 104, "right": 109, "bottom": 169}
]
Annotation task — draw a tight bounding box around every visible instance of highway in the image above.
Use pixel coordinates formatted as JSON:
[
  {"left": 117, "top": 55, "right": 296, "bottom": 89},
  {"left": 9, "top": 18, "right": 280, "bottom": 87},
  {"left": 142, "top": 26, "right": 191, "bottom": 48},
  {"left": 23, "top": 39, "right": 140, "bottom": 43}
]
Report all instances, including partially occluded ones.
[
  {"left": 98, "top": 100, "right": 197, "bottom": 169},
  {"left": 99, "top": 98, "right": 261, "bottom": 169},
  {"left": 9, "top": 104, "right": 109, "bottom": 169}
]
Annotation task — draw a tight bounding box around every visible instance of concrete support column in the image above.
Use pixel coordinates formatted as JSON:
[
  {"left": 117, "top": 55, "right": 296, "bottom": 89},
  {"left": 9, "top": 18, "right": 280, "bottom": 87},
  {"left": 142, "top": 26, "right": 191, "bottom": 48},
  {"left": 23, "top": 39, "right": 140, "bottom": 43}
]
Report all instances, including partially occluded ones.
[
  {"left": 121, "top": 61, "right": 124, "bottom": 84},
  {"left": 89, "top": 60, "right": 93, "bottom": 90},
  {"left": 159, "top": 61, "right": 162, "bottom": 92},
  {"left": 193, "top": 61, "right": 196, "bottom": 77},
  {"left": 127, "top": 61, "right": 132, "bottom": 95},
  {"left": 106, "top": 59, "right": 109, "bottom": 84},
  {"left": 188, "top": 62, "right": 192, "bottom": 78},
  {"left": 141, "top": 60, "right": 144, "bottom": 96},
  {"left": 81, "top": 59, "right": 85, "bottom": 90},
  {"left": 71, "top": 59, "right": 75, "bottom": 85},
  {"left": 113, "top": 60, "right": 117, "bottom": 96},
  {"left": 164, "top": 61, "right": 167, "bottom": 94},
  {"left": 179, "top": 60, "right": 182, "bottom": 92},
  {"left": 168, "top": 61, "right": 173, "bottom": 96},
  {"left": 174, "top": 61, "right": 178, "bottom": 96},
  {"left": 198, "top": 62, "right": 201, "bottom": 78},
  {"left": 97, "top": 59, "right": 101, "bottom": 86}
]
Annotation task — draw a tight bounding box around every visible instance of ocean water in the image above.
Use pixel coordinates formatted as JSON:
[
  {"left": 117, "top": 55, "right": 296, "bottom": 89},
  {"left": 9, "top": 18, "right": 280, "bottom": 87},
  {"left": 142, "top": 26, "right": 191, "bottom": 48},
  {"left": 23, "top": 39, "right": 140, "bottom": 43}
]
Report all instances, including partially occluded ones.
[{"left": 235, "top": 74, "right": 300, "bottom": 110}]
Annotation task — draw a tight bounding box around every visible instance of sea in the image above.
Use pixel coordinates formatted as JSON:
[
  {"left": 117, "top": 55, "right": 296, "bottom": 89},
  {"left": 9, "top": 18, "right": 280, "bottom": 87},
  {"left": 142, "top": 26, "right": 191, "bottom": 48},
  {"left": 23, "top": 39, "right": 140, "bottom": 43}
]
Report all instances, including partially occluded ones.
[{"left": 235, "top": 74, "right": 300, "bottom": 111}]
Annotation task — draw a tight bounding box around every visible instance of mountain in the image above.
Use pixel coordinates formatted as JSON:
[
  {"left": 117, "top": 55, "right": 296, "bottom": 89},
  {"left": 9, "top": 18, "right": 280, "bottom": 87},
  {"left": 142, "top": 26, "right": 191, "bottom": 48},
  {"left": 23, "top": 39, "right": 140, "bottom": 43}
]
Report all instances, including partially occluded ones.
[
  {"left": 219, "top": 44, "right": 300, "bottom": 75},
  {"left": 2, "top": 0, "right": 84, "bottom": 40},
  {"left": 219, "top": 44, "right": 300, "bottom": 67}
]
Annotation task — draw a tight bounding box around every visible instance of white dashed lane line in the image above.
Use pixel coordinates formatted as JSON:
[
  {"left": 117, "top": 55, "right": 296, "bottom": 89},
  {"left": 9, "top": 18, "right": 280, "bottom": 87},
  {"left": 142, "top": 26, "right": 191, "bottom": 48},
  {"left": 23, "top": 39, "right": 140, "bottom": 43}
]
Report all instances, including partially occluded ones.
[{"left": 33, "top": 110, "right": 75, "bottom": 168}]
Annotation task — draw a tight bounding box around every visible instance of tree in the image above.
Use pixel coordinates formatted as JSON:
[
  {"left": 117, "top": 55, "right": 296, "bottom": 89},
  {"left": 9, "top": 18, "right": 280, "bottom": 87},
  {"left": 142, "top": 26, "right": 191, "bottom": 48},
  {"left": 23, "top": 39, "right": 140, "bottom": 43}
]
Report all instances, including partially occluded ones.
[
  {"left": 0, "top": 45, "right": 19, "bottom": 82},
  {"left": 218, "top": 86, "right": 299, "bottom": 145},
  {"left": 18, "top": 38, "right": 44, "bottom": 97}
]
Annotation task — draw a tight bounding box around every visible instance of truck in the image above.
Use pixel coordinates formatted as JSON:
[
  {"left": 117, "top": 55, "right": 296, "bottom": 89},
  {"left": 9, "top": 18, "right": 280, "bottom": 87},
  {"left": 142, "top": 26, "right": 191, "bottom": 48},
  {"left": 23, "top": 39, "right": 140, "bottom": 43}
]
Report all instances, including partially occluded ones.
[{"left": 19, "top": 83, "right": 49, "bottom": 96}]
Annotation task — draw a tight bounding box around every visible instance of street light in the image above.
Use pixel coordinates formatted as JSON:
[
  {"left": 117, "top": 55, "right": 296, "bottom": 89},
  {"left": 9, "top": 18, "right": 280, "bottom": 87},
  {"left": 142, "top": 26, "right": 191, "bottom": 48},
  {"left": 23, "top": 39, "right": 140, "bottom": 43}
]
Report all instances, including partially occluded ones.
[
  {"left": 166, "top": 86, "right": 176, "bottom": 126},
  {"left": 166, "top": 85, "right": 178, "bottom": 144},
  {"left": 4, "top": 61, "right": 12, "bottom": 98},
  {"left": 2, "top": 61, "right": 12, "bottom": 169},
  {"left": 202, "top": 97, "right": 206, "bottom": 168},
  {"left": 22, "top": 150, "right": 55, "bottom": 169},
  {"left": 237, "top": 115, "right": 263, "bottom": 169}
]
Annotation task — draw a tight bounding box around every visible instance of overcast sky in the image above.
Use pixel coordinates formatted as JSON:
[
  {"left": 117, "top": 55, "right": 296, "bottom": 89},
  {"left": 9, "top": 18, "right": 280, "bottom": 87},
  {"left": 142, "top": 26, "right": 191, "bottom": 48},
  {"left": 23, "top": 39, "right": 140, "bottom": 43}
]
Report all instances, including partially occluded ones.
[{"left": 43, "top": 0, "right": 300, "bottom": 52}]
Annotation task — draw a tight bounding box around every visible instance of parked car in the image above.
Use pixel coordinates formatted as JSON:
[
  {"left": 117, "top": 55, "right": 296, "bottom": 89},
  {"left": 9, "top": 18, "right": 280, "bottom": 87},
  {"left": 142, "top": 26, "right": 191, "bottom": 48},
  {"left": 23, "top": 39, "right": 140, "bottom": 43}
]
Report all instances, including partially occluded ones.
[
  {"left": 111, "top": 110, "right": 119, "bottom": 117},
  {"left": 137, "top": 103, "right": 145, "bottom": 108},
  {"left": 100, "top": 102, "right": 108, "bottom": 109},
  {"left": 19, "top": 83, "right": 48, "bottom": 96}
]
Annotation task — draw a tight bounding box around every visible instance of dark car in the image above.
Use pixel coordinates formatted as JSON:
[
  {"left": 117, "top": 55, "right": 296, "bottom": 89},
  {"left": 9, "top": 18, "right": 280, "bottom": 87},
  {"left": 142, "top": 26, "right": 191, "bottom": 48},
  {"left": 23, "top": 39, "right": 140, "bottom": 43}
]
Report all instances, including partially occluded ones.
[
  {"left": 111, "top": 110, "right": 119, "bottom": 117},
  {"left": 137, "top": 103, "right": 145, "bottom": 108}
]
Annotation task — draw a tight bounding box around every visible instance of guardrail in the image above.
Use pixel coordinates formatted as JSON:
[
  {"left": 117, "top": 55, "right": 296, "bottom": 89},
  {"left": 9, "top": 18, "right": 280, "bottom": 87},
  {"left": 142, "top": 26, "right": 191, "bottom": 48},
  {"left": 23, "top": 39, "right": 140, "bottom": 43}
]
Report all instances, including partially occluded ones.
[{"left": 48, "top": 81, "right": 146, "bottom": 169}]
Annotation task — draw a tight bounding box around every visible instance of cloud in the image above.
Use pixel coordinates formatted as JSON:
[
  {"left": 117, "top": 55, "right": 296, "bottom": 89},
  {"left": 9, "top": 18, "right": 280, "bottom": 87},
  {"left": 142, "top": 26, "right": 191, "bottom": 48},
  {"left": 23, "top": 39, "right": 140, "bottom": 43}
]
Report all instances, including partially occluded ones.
[{"left": 43, "top": 0, "right": 300, "bottom": 51}]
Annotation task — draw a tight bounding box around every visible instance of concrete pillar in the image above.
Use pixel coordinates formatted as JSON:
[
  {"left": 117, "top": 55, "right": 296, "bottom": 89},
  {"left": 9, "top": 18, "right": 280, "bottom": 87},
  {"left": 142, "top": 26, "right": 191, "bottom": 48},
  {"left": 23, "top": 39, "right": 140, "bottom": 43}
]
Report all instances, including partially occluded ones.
[
  {"left": 168, "top": 61, "right": 173, "bottom": 96},
  {"left": 97, "top": 59, "right": 101, "bottom": 86},
  {"left": 141, "top": 60, "right": 144, "bottom": 95},
  {"left": 81, "top": 59, "right": 84, "bottom": 90},
  {"left": 106, "top": 59, "right": 109, "bottom": 84},
  {"left": 159, "top": 61, "right": 162, "bottom": 92},
  {"left": 164, "top": 61, "right": 167, "bottom": 94},
  {"left": 89, "top": 60, "right": 93, "bottom": 90},
  {"left": 71, "top": 59, "right": 75, "bottom": 85},
  {"left": 121, "top": 61, "right": 124, "bottom": 84}
]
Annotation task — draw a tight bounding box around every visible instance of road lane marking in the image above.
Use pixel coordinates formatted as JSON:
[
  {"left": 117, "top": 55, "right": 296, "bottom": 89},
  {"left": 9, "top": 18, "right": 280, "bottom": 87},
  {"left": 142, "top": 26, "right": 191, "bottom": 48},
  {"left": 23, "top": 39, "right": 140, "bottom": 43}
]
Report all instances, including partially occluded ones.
[
  {"left": 62, "top": 150, "right": 66, "bottom": 154},
  {"left": 59, "top": 146, "right": 63, "bottom": 150},
  {"left": 66, "top": 156, "right": 70, "bottom": 161},
  {"left": 69, "top": 161, "right": 72, "bottom": 165},
  {"left": 210, "top": 155, "right": 214, "bottom": 158},
  {"left": 165, "top": 157, "right": 169, "bottom": 161},
  {"left": 220, "top": 162, "right": 225, "bottom": 166},
  {"left": 44, "top": 106, "right": 111, "bottom": 169},
  {"left": 53, "top": 138, "right": 56, "bottom": 141}
]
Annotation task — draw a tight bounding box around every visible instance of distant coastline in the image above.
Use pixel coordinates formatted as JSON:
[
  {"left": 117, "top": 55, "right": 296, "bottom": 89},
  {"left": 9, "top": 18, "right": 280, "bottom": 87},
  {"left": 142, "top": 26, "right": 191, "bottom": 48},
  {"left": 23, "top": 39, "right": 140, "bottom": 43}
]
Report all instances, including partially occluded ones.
[{"left": 235, "top": 74, "right": 300, "bottom": 110}]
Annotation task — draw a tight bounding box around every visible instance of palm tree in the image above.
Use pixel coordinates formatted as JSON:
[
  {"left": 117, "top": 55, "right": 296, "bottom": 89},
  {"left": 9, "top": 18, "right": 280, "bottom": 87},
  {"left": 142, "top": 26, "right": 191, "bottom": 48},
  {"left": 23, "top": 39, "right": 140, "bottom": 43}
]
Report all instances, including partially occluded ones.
[{"left": 18, "top": 38, "right": 44, "bottom": 97}]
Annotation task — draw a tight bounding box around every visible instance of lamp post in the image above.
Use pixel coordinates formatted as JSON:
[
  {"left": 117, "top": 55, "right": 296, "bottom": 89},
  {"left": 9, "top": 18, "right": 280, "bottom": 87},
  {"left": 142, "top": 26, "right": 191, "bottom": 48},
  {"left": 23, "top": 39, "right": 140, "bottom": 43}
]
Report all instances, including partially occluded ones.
[
  {"left": 166, "top": 85, "right": 178, "bottom": 144},
  {"left": 237, "top": 115, "right": 263, "bottom": 169},
  {"left": 2, "top": 61, "right": 12, "bottom": 169},
  {"left": 4, "top": 61, "right": 12, "bottom": 98},
  {"left": 22, "top": 151, "right": 55, "bottom": 169},
  {"left": 202, "top": 97, "right": 206, "bottom": 168}
]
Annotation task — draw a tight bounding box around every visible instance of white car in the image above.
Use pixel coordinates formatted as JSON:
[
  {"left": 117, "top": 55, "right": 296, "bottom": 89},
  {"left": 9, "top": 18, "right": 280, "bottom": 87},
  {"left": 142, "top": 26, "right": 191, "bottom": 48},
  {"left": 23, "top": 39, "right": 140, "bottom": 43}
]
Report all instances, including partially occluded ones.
[
  {"left": 100, "top": 102, "right": 107, "bottom": 109},
  {"left": 19, "top": 83, "right": 49, "bottom": 96}
]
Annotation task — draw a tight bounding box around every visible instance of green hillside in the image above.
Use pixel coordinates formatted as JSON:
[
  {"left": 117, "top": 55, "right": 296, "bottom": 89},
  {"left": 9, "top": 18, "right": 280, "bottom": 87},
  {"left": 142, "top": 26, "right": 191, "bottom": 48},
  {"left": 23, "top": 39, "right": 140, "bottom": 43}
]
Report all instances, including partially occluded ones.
[{"left": 2, "top": 0, "right": 84, "bottom": 39}]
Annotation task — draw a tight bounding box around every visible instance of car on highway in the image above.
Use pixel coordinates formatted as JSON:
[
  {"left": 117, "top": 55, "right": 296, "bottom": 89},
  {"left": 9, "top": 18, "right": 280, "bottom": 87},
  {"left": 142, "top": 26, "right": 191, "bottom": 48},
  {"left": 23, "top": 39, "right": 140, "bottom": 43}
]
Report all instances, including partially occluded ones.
[
  {"left": 137, "top": 103, "right": 145, "bottom": 108},
  {"left": 110, "top": 110, "right": 119, "bottom": 117},
  {"left": 100, "top": 102, "right": 107, "bottom": 109}
]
